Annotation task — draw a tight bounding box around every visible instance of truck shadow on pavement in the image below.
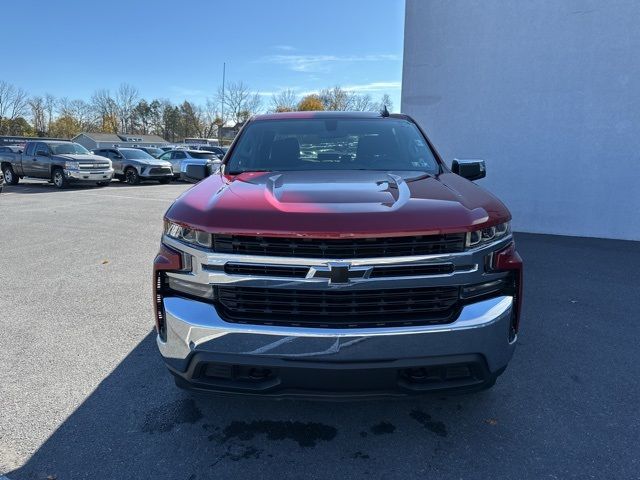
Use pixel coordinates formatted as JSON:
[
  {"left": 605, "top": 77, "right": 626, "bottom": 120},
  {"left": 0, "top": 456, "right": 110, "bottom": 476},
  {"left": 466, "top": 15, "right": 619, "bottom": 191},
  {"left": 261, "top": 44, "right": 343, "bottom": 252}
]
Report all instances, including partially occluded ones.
[{"left": 8, "top": 332, "right": 502, "bottom": 480}]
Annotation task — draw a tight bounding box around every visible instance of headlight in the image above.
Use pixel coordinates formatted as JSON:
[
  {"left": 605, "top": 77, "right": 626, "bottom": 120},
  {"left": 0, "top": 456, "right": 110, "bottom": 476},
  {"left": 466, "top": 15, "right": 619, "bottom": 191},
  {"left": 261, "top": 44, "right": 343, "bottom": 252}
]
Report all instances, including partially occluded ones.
[
  {"left": 164, "top": 221, "right": 212, "bottom": 248},
  {"left": 466, "top": 222, "right": 511, "bottom": 248},
  {"left": 65, "top": 161, "right": 79, "bottom": 170}
]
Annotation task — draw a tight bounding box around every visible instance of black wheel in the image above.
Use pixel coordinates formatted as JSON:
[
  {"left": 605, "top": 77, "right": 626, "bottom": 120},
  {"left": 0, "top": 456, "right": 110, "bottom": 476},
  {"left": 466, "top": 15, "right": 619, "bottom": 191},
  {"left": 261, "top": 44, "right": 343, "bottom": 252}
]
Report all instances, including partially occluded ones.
[
  {"left": 158, "top": 178, "right": 172, "bottom": 184},
  {"left": 96, "top": 181, "right": 110, "bottom": 187},
  {"left": 2, "top": 165, "right": 19, "bottom": 185},
  {"left": 125, "top": 167, "right": 140, "bottom": 185},
  {"left": 52, "top": 168, "right": 67, "bottom": 189}
]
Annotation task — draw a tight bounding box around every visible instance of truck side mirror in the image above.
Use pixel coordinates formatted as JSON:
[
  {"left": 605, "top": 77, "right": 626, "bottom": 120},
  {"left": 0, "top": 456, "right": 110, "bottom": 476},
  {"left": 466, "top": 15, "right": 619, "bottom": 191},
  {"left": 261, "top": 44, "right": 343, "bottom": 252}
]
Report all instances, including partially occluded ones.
[
  {"left": 36, "top": 150, "right": 49, "bottom": 157},
  {"left": 452, "top": 159, "right": 486, "bottom": 181}
]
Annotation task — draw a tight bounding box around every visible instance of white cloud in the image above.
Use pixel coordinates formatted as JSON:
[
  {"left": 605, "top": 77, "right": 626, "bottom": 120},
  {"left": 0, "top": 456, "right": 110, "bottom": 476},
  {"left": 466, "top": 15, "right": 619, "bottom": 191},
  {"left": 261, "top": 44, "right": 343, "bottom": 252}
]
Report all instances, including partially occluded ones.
[
  {"left": 343, "top": 81, "right": 402, "bottom": 93},
  {"left": 261, "top": 53, "right": 400, "bottom": 73},
  {"left": 273, "top": 45, "right": 296, "bottom": 51},
  {"left": 295, "top": 81, "right": 400, "bottom": 97}
]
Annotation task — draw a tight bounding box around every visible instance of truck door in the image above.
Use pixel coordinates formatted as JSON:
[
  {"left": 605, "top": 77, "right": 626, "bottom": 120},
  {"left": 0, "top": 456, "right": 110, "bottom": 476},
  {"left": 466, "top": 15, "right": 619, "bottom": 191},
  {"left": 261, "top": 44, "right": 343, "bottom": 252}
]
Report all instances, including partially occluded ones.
[
  {"left": 107, "top": 149, "right": 125, "bottom": 175},
  {"left": 32, "top": 142, "right": 52, "bottom": 178},
  {"left": 21, "top": 142, "right": 39, "bottom": 176}
]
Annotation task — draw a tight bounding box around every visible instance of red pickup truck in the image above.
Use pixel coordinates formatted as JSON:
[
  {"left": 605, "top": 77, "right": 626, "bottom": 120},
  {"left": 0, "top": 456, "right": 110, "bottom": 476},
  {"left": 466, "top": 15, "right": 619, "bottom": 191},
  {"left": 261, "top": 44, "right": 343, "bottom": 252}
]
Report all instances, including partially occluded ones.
[{"left": 153, "top": 111, "right": 523, "bottom": 398}]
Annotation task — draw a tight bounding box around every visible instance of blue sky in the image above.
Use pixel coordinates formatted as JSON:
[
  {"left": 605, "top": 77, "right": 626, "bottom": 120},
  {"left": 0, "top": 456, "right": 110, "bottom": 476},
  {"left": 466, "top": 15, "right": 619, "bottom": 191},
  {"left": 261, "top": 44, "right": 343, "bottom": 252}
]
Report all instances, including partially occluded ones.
[{"left": 0, "top": 0, "right": 405, "bottom": 110}]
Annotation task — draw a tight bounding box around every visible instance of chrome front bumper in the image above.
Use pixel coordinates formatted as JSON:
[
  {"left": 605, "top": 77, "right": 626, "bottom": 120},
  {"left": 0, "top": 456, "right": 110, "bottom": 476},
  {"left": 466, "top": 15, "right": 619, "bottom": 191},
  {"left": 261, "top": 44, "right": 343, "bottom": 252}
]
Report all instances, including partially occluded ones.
[
  {"left": 158, "top": 295, "right": 516, "bottom": 374},
  {"left": 65, "top": 168, "right": 114, "bottom": 181}
]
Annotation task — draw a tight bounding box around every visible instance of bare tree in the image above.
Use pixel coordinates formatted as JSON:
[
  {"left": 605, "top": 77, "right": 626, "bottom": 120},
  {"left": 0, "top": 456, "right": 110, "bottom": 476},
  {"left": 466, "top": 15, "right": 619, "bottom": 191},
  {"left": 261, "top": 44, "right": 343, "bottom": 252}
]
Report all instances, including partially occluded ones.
[
  {"left": 44, "top": 93, "right": 57, "bottom": 133},
  {"left": 63, "top": 99, "right": 95, "bottom": 132},
  {"left": 201, "top": 98, "right": 221, "bottom": 138},
  {"left": 271, "top": 89, "right": 298, "bottom": 112},
  {"left": 115, "top": 83, "right": 139, "bottom": 134},
  {"left": 0, "top": 81, "right": 29, "bottom": 134},
  {"left": 29, "top": 96, "right": 47, "bottom": 135},
  {"left": 372, "top": 93, "right": 394, "bottom": 113},
  {"left": 91, "top": 89, "right": 119, "bottom": 133},
  {"left": 218, "top": 81, "right": 262, "bottom": 126},
  {"left": 351, "top": 94, "right": 374, "bottom": 112},
  {"left": 319, "top": 86, "right": 356, "bottom": 111}
]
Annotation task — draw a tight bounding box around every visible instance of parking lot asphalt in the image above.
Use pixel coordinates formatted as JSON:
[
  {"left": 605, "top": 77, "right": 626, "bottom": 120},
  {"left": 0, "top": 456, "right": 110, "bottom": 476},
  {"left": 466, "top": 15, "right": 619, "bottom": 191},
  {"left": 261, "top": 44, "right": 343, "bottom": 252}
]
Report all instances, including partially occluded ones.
[{"left": 1, "top": 179, "right": 639, "bottom": 480}]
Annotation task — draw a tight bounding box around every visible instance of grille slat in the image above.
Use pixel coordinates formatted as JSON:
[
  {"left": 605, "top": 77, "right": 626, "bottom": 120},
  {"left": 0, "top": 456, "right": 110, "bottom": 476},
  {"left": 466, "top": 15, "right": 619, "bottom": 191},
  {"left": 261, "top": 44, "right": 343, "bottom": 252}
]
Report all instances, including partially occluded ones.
[
  {"left": 370, "top": 264, "right": 455, "bottom": 278},
  {"left": 213, "top": 234, "right": 465, "bottom": 259},
  {"left": 224, "top": 263, "right": 309, "bottom": 278},
  {"left": 216, "top": 286, "right": 461, "bottom": 327}
]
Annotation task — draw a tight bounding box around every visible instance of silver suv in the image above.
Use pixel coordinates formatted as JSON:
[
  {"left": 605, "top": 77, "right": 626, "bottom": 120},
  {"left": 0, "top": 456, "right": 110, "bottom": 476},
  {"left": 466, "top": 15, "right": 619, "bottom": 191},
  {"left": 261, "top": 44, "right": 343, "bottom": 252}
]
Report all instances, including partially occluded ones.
[
  {"left": 158, "top": 149, "right": 218, "bottom": 180},
  {"left": 94, "top": 147, "right": 173, "bottom": 185}
]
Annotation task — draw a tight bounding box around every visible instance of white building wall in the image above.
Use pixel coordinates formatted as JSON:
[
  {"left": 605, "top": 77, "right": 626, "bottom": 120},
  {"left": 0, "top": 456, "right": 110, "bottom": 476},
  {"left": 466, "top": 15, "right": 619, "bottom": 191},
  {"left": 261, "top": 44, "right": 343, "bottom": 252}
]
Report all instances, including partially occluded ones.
[{"left": 402, "top": 0, "right": 640, "bottom": 240}]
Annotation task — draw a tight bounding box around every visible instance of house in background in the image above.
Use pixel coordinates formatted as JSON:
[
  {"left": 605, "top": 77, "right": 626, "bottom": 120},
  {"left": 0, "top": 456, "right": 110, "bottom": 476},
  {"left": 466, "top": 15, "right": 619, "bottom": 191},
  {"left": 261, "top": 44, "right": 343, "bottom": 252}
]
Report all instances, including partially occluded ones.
[{"left": 72, "top": 132, "right": 169, "bottom": 150}]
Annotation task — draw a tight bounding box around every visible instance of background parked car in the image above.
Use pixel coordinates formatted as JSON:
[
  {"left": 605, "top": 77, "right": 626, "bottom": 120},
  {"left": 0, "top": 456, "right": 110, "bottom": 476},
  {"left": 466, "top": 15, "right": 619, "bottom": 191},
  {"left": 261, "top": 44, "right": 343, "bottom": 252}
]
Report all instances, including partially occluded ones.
[
  {"left": 93, "top": 147, "right": 173, "bottom": 185},
  {"left": 134, "top": 146, "right": 165, "bottom": 158},
  {"left": 1, "top": 146, "right": 21, "bottom": 192},
  {"left": 157, "top": 149, "right": 218, "bottom": 179},
  {"left": 0, "top": 145, "right": 24, "bottom": 154},
  {"left": 195, "top": 145, "right": 227, "bottom": 158}
]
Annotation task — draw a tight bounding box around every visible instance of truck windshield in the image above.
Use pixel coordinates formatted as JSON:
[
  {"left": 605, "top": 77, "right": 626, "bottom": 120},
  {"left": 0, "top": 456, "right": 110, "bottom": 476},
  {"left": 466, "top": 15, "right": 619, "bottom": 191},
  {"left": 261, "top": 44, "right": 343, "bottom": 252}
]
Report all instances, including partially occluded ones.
[
  {"left": 120, "top": 149, "right": 155, "bottom": 160},
  {"left": 143, "top": 148, "right": 163, "bottom": 157},
  {"left": 226, "top": 118, "right": 440, "bottom": 174},
  {"left": 50, "top": 143, "right": 90, "bottom": 155}
]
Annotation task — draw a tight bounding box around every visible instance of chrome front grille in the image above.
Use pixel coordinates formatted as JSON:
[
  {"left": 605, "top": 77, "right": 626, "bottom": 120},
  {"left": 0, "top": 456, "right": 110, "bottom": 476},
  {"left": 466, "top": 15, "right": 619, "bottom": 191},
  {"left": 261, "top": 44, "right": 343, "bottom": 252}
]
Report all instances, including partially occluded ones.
[
  {"left": 161, "top": 233, "right": 514, "bottom": 329},
  {"left": 79, "top": 163, "right": 110, "bottom": 170}
]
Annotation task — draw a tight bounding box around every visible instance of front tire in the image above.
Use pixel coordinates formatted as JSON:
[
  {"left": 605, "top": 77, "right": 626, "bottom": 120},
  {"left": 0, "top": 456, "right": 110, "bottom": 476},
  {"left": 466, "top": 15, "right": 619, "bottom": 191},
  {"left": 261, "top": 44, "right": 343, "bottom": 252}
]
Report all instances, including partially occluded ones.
[
  {"left": 52, "top": 168, "right": 67, "bottom": 189},
  {"left": 2, "top": 165, "right": 19, "bottom": 185},
  {"left": 124, "top": 167, "right": 140, "bottom": 185}
]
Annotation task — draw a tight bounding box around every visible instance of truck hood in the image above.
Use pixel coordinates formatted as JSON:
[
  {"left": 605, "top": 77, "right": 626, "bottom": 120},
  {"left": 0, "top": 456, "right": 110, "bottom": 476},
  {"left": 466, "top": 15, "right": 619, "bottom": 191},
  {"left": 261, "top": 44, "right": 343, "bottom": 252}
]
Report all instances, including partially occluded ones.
[
  {"left": 166, "top": 170, "right": 511, "bottom": 238},
  {"left": 57, "top": 154, "right": 109, "bottom": 162}
]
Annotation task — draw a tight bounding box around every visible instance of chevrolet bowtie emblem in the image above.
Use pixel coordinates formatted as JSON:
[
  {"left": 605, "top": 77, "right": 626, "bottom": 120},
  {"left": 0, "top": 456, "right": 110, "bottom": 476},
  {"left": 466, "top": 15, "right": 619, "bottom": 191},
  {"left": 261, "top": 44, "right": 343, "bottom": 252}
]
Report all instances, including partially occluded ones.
[{"left": 307, "top": 262, "right": 373, "bottom": 284}]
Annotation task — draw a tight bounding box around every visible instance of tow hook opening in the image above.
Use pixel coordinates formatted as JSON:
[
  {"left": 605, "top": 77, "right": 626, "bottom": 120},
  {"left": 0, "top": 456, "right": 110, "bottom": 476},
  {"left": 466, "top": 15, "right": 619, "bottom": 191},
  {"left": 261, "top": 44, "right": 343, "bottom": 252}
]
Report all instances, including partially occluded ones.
[
  {"left": 201, "top": 363, "right": 277, "bottom": 384},
  {"left": 401, "top": 364, "right": 475, "bottom": 384},
  {"left": 248, "top": 367, "right": 272, "bottom": 380}
]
